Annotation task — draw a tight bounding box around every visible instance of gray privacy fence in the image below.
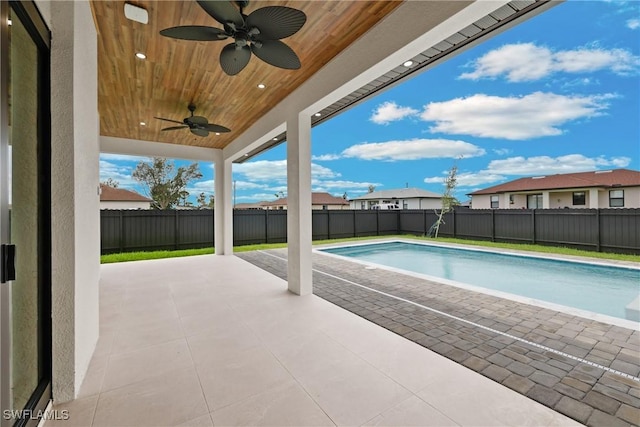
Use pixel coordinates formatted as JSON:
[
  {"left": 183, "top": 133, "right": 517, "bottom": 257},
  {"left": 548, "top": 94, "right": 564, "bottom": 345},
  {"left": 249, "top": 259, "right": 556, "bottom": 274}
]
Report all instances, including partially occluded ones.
[{"left": 101, "top": 208, "right": 640, "bottom": 255}]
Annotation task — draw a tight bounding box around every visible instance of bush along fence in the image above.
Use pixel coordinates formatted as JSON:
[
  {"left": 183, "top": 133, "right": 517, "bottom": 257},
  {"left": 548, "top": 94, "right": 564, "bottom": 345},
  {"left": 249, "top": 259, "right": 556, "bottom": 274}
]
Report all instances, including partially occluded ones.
[{"left": 100, "top": 208, "right": 640, "bottom": 255}]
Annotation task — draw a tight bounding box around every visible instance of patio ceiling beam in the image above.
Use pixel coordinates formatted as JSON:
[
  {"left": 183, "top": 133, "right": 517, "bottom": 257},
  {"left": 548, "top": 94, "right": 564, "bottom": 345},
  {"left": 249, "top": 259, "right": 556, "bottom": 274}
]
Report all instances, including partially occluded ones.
[{"left": 100, "top": 136, "right": 219, "bottom": 162}]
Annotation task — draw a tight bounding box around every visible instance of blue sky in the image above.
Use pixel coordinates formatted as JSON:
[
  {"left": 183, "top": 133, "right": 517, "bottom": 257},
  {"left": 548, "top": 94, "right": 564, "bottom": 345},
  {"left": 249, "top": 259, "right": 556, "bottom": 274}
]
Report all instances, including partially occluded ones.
[{"left": 100, "top": 0, "right": 640, "bottom": 204}]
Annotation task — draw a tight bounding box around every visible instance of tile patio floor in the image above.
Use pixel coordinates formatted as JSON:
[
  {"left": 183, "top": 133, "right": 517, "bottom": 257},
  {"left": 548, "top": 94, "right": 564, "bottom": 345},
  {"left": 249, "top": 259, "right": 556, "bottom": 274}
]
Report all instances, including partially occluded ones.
[{"left": 45, "top": 253, "right": 580, "bottom": 427}]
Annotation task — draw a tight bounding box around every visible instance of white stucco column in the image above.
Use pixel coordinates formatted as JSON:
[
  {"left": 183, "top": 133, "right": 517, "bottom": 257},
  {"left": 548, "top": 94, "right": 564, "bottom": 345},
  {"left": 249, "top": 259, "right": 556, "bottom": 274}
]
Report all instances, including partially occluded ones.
[
  {"left": 542, "top": 191, "right": 550, "bottom": 209},
  {"left": 214, "top": 157, "right": 234, "bottom": 255},
  {"left": 286, "top": 113, "right": 312, "bottom": 295},
  {"left": 45, "top": 0, "right": 100, "bottom": 402},
  {"left": 589, "top": 188, "right": 599, "bottom": 208}
]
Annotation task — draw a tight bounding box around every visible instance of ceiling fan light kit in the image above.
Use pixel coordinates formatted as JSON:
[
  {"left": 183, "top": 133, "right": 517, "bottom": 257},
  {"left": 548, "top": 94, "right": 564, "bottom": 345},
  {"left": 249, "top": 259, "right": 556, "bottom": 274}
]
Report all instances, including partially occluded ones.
[{"left": 160, "top": 0, "right": 306, "bottom": 75}]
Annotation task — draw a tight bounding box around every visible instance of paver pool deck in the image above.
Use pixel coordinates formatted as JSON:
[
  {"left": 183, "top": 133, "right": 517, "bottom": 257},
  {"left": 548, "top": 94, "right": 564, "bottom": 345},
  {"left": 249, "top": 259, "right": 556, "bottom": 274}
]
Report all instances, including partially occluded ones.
[{"left": 238, "top": 242, "right": 640, "bottom": 427}]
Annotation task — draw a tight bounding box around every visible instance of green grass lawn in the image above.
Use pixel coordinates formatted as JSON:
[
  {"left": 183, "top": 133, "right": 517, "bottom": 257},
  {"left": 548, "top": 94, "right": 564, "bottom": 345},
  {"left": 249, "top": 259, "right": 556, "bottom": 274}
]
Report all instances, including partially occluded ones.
[{"left": 101, "top": 235, "right": 640, "bottom": 264}]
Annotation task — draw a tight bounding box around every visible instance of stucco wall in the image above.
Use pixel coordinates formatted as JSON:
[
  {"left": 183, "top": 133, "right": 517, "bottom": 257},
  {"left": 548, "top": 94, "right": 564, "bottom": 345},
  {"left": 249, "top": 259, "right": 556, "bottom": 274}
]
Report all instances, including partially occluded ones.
[
  {"left": 473, "top": 187, "right": 640, "bottom": 209},
  {"left": 39, "top": 0, "right": 100, "bottom": 402}
]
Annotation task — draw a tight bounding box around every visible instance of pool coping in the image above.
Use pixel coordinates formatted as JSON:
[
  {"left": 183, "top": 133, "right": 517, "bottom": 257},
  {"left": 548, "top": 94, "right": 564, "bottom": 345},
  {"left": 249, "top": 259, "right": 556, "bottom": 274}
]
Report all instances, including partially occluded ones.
[{"left": 313, "top": 238, "right": 640, "bottom": 330}]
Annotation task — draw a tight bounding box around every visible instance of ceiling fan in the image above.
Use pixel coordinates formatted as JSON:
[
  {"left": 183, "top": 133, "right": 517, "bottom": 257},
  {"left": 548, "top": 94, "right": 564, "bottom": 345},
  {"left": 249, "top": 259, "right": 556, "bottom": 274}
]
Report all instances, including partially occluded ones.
[
  {"left": 155, "top": 104, "right": 231, "bottom": 137},
  {"left": 160, "top": 1, "right": 306, "bottom": 76}
]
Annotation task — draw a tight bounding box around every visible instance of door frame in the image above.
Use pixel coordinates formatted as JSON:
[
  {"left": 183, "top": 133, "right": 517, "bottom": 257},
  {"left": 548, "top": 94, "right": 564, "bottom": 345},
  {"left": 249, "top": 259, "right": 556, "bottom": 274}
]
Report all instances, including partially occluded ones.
[{"left": 0, "top": 2, "right": 51, "bottom": 426}]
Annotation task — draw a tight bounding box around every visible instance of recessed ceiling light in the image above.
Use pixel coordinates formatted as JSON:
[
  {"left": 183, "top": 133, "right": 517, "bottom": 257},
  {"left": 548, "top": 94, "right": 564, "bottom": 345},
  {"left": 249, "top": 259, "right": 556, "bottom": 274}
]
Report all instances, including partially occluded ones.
[
  {"left": 135, "top": 52, "right": 146, "bottom": 59},
  {"left": 215, "top": 132, "right": 220, "bottom": 136},
  {"left": 403, "top": 60, "right": 414, "bottom": 67},
  {"left": 314, "top": 113, "right": 321, "bottom": 117},
  {"left": 273, "top": 137, "right": 278, "bottom": 141},
  {"left": 7, "top": 19, "right": 12, "bottom": 26},
  {"left": 139, "top": 121, "right": 146, "bottom": 126},
  {"left": 257, "top": 83, "right": 266, "bottom": 89},
  {"left": 244, "top": 153, "right": 249, "bottom": 157}
]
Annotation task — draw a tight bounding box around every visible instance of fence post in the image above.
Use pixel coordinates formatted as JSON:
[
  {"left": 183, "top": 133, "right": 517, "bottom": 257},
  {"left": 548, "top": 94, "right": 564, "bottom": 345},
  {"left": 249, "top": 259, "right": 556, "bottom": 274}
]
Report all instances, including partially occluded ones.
[
  {"left": 327, "top": 211, "right": 331, "bottom": 240},
  {"left": 376, "top": 210, "right": 380, "bottom": 236},
  {"left": 174, "top": 210, "right": 179, "bottom": 250},
  {"left": 353, "top": 210, "right": 356, "bottom": 238},
  {"left": 119, "top": 210, "right": 124, "bottom": 252},
  {"left": 531, "top": 210, "right": 536, "bottom": 244},
  {"left": 265, "top": 209, "right": 269, "bottom": 244},
  {"left": 491, "top": 209, "right": 495, "bottom": 242},
  {"left": 452, "top": 209, "right": 456, "bottom": 238},
  {"left": 595, "top": 209, "right": 601, "bottom": 252},
  {"left": 423, "top": 210, "right": 427, "bottom": 236}
]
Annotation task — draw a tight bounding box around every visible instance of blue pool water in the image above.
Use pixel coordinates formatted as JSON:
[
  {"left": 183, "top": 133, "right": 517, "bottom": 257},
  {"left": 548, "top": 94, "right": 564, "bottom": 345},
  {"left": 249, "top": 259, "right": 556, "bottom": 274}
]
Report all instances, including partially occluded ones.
[{"left": 321, "top": 242, "right": 640, "bottom": 321}]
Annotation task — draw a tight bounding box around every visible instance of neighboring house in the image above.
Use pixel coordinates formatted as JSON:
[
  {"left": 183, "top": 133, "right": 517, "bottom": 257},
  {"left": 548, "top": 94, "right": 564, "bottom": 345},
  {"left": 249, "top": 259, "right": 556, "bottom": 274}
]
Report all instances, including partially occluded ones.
[
  {"left": 99, "top": 184, "right": 152, "bottom": 209},
  {"left": 468, "top": 169, "right": 640, "bottom": 209},
  {"left": 262, "top": 192, "right": 349, "bottom": 210},
  {"left": 350, "top": 188, "right": 442, "bottom": 210},
  {"left": 234, "top": 202, "right": 267, "bottom": 209}
]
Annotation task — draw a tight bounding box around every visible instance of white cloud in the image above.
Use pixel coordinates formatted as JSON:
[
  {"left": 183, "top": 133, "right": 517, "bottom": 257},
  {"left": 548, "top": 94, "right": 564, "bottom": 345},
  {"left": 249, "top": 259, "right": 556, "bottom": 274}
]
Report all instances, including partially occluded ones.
[
  {"left": 311, "top": 179, "right": 381, "bottom": 189},
  {"left": 492, "top": 148, "right": 512, "bottom": 156},
  {"left": 370, "top": 101, "right": 419, "bottom": 125},
  {"left": 420, "top": 92, "right": 615, "bottom": 140},
  {"left": 100, "top": 153, "right": 150, "bottom": 162},
  {"left": 424, "top": 154, "right": 632, "bottom": 189},
  {"left": 312, "top": 154, "right": 341, "bottom": 161},
  {"left": 341, "top": 138, "right": 485, "bottom": 161},
  {"left": 484, "top": 154, "right": 631, "bottom": 175},
  {"left": 233, "top": 159, "right": 339, "bottom": 182},
  {"left": 99, "top": 160, "right": 138, "bottom": 187},
  {"left": 627, "top": 18, "right": 640, "bottom": 30},
  {"left": 460, "top": 43, "right": 640, "bottom": 82}
]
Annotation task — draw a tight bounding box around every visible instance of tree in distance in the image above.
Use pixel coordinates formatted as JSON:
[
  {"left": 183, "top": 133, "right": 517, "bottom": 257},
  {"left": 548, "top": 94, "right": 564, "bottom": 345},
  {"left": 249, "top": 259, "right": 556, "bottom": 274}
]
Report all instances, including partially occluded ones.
[{"left": 132, "top": 157, "right": 202, "bottom": 209}]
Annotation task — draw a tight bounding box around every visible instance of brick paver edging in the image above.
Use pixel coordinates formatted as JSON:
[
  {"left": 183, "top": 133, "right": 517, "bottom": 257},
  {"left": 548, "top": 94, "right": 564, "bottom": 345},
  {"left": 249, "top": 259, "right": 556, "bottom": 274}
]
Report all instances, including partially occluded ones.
[{"left": 237, "top": 249, "right": 640, "bottom": 427}]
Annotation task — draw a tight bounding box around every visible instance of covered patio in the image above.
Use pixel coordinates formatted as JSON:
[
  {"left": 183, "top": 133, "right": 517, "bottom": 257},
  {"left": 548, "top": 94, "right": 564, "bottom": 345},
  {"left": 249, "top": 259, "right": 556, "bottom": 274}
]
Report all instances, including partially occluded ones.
[{"left": 46, "top": 254, "right": 577, "bottom": 426}]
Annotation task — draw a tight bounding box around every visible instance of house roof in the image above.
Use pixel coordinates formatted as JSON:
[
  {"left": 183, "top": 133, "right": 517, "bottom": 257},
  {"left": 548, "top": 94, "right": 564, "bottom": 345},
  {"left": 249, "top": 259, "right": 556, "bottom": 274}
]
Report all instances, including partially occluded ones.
[
  {"left": 100, "top": 185, "right": 152, "bottom": 202},
  {"left": 352, "top": 188, "right": 441, "bottom": 201},
  {"left": 468, "top": 169, "right": 640, "bottom": 196},
  {"left": 262, "top": 192, "right": 348, "bottom": 207}
]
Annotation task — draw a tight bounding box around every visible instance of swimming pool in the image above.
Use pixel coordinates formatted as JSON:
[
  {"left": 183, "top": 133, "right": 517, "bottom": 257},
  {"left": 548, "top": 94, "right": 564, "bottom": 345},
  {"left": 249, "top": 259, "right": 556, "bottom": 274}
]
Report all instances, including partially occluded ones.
[{"left": 320, "top": 241, "right": 640, "bottom": 323}]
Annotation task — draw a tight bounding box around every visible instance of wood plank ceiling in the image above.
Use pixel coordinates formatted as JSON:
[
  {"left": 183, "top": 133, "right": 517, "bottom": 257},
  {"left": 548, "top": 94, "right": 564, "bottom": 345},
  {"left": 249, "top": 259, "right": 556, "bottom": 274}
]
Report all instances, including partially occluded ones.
[{"left": 90, "top": 1, "right": 403, "bottom": 149}]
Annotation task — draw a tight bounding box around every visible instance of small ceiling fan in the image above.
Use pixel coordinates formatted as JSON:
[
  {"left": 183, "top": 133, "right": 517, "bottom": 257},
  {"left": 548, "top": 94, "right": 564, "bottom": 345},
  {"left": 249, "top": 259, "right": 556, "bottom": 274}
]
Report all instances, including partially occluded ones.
[
  {"left": 155, "top": 104, "right": 231, "bottom": 137},
  {"left": 160, "top": 1, "right": 306, "bottom": 76}
]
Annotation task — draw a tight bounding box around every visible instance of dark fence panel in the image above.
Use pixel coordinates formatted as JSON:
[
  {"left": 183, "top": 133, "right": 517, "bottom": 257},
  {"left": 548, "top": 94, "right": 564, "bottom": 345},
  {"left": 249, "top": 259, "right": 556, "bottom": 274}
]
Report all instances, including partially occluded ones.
[
  {"left": 455, "top": 210, "right": 493, "bottom": 241},
  {"left": 599, "top": 208, "right": 640, "bottom": 254},
  {"left": 354, "top": 211, "right": 378, "bottom": 237},
  {"left": 328, "top": 210, "right": 356, "bottom": 239},
  {"left": 234, "top": 209, "right": 267, "bottom": 246},
  {"left": 266, "top": 210, "right": 287, "bottom": 243},
  {"left": 101, "top": 208, "right": 640, "bottom": 255},
  {"left": 175, "top": 210, "right": 214, "bottom": 249},
  {"left": 312, "top": 211, "right": 329, "bottom": 240},
  {"left": 494, "top": 210, "right": 534, "bottom": 243},
  {"left": 535, "top": 209, "right": 597, "bottom": 250},
  {"left": 378, "top": 211, "right": 399, "bottom": 235}
]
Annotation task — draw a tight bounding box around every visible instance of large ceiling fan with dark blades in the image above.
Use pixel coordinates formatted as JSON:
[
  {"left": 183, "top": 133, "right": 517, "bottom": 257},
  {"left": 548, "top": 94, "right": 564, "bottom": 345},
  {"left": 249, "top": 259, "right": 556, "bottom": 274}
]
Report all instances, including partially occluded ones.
[
  {"left": 155, "top": 104, "right": 231, "bottom": 137},
  {"left": 160, "top": 1, "right": 306, "bottom": 76}
]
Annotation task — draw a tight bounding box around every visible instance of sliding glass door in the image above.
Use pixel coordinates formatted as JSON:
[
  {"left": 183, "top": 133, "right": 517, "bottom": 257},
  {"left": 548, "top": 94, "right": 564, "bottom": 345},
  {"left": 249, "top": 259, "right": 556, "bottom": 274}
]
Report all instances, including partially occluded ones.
[{"left": 0, "top": 2, "right": 51, "bottom": 427}]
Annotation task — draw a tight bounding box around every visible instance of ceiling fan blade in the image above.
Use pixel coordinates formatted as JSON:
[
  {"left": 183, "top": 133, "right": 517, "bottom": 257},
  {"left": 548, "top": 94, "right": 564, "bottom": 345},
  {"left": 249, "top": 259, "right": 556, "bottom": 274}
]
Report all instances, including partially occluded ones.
[
  {"left": 202, "top": 123, "right": 231, "bottom": 133},
  {"left": 197, "top": 1, "right": 244, "bottom": 29},
  {"left": 220, "top": 43, "right": 251, "bottom": 75},
  {"left": 246, "top": 6, "right": 306, "bottom": 40},
  {"left": 159, "top": 26, "right": 227, "bottom": 41},
  {"left": 155, "top": 117, "right": 184, "bottom": 125},
  {"left": 188, "top": 116, "right": 208, "bottom": 125},
  {"left": 190, "top": 128, "right": 209, "bottom": 137},
  {"left": 161, "top": 126, "right": 188, "bottom": 131},
  {"left": 251, "top": 39, "right": 301, "bottom": 70}
]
